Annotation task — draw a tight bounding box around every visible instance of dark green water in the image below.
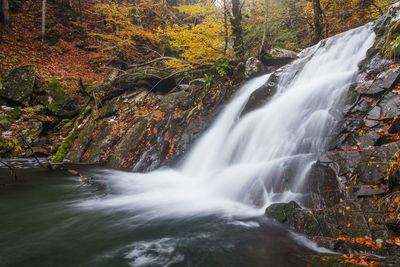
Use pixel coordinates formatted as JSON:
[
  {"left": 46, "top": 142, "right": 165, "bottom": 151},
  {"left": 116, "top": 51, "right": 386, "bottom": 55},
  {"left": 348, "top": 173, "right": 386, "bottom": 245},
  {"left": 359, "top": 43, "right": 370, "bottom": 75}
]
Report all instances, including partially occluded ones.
[{"left": 0, "top": 162, "right": 325, "bottom": 267}]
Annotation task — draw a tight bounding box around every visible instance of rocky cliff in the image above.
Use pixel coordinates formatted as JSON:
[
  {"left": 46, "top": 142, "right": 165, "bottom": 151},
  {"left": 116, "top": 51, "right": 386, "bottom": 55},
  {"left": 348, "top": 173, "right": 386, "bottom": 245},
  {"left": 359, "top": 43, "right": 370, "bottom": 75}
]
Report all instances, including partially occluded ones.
[{"left": 262, "top": 3, "right": 400, "bottom": 264}]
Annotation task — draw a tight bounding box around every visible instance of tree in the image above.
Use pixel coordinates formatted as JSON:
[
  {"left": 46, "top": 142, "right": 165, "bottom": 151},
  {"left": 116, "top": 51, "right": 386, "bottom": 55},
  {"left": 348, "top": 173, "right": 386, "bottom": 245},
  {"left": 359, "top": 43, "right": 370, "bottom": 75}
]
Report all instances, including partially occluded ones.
[
  {"left": 1, "top": 0, "right": 10, "bottom": 27},
  {"left": 258, "top": 0, "right": 268, "bottom": 59},
  {"left": 42, "top": 0, "right": 46, "bottom": 42},
  {"left": 230, "top": 0, "right": 243, "bottom": 58},
  {"left": 312, "top": 0, "right": 323, "bottom": 43},
  {"left": 162, "top": 3, "right": 230, "bottom": 70}
]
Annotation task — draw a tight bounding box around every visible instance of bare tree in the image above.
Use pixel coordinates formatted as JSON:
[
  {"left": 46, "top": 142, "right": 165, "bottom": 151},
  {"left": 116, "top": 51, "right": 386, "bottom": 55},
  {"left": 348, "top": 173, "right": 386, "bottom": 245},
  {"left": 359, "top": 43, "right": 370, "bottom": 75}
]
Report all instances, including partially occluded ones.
[
  {"left": 258, "top": 0, "right": 268, "bottom": 59},
  {"left": 42, "top": 0, "right": 46, "bottom": 42},
  {"left": 312, "top": 0, "right": 324, "bottom": 43},
  {"left": 230, "top": 0, "right": 243, "bottom": 58},
  {"left": 1, "top": 0, "right": 10, "bottom": 27}
]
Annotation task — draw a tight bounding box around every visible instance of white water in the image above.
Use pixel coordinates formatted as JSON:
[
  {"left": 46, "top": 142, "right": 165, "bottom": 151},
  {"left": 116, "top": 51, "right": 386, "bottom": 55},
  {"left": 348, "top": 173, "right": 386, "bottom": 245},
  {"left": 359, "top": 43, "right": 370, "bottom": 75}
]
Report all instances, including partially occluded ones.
[{"left": 78, "top": 25, "right": 375, "bottom": 222}]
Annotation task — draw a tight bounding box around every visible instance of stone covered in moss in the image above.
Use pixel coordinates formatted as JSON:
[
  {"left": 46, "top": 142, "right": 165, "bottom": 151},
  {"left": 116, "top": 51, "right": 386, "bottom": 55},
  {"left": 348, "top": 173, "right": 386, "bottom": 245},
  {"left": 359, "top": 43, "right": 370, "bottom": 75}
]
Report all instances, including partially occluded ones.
[
  {"left": 51, "top": 129, "right": 79, "bottom": 162},
  {"left": 0, "top": 64, "right": 36, "bottom": 104},
  {"left": 40, "top": 79, "right": 79, "bottom": 117}
]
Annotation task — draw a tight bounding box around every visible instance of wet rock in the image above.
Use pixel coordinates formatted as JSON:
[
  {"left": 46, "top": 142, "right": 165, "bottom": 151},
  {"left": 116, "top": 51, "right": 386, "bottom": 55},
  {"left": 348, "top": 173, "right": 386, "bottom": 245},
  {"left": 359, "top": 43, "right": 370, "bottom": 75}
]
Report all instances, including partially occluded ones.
[
  {"left": 107, "top": 119, "right": 148, "bottom": 168},
  {"left": 377, "top": 92, "right": 400, "bottom": 119},
  {"left": 265, "top": 201, "right": 324, "bottom": 236},
  {"left": 388, "top": 116, "right": 400, "bottom": 134},
  {"left": 65, "top": 118, "right": 97, "bottom": 162},
  {"left": 302, "top": 162, "right": 343, "bottom": 208},
  {"left": 319, "top": 150, "right": 361, "bottom": 176},
  {"left": 245, "top": 57, "right": 265, "bottom": 78},
  {"left": 0, "top": 65, "right": 36, "bottom": 104},
  {"left": 374, "top": 68, "right": 400, "bottom": 89},
  {"left": 359, "top": 68, "right": 400, "bottom": 95},
  {"left": 356, "top": 187, "right": 385, "bottom": 197},
  {"left": 357, "top": 142, "right": 400, "bottom": 184},
  {"left": 82, "top": 120, "right": 115, "bottom": 163},
  {"left": 241, "top": 72, "right": 279, "bottom": 116},
  {"left": 366, "top": 106, "right": 381, "bottom": 121}
]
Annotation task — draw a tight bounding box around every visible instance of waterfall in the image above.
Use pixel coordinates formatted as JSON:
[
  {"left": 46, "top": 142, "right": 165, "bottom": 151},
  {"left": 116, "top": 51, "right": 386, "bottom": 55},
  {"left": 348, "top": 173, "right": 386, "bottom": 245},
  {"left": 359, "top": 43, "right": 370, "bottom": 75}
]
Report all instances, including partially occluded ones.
[{"left": 77, "top": 24, "right": 376, "bottom": 222}]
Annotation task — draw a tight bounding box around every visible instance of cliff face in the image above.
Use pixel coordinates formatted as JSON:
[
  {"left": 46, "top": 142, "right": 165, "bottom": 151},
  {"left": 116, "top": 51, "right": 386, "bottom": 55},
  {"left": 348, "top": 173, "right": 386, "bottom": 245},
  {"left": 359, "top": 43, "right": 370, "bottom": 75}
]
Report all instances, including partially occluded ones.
[
  {"left": 264, "top": 3, "right": 400, "bottom": 263},
  {"left": 60, "top": 71, "right": 241, "bottom": 171}
]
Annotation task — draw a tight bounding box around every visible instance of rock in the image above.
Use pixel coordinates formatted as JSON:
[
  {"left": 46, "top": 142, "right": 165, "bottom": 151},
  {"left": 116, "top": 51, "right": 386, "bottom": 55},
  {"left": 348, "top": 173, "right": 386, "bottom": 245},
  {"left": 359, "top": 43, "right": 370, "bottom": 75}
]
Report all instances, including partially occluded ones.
[
  {"left": 265, "top": 201, "right": 325, "bottom": 236},
  {"left": 302, "top": 162, "right": 343, "bottom": 209},
  {"left": 367, "top": 106, "right": 382, "bottom": 121},
  {"left": 245, "top": 57, "right": 265, "bottom": 78},
  {"left": 319, "top": 150, "right": 361, "bottom": 176},
  {"left": 389, "top": 116, "right": 400, "bottom": 134},
  {"left": 107, "top": 119, "right": 148, "bottom": 168},
  {"left": 357, "top": 142, "right": 400, "bottom": 185},
  {"left": 359, "top": 68, "right": 400, "bottom": 95},
  {"left": 241, "top": 72, "right": 280, "bottom": 116},
  {"left": 270, "top": 48, "right": 298, "bottom": 58},
  {"left": 356, "top": 187, "right": 385, "bottom": 197},
  {"left": 81, "top": 119, "right": 115, "bottom": 163},
  {"left": 98, "top": 96, "right": 123, "bottom": 119},
  {"left": 377, "top": 92, "right": 400, "bottom": 119},
  {"left": 374, "top": 68, "right": 400, "bottom": 89},
  {"left": 40, "top": 79, "right": 79, "bottom": 117},
  {"left": 189, "top": 79, "right": 206, "bottom": 87},
  {"left": 113, "top": 66, "right": 176, "bottom": 94},
  {"left": 0, "top": 64, "right": 36, "bottom": 104},
  {"left": 65, "top": 118, "right": 97, "bottom": 162}
]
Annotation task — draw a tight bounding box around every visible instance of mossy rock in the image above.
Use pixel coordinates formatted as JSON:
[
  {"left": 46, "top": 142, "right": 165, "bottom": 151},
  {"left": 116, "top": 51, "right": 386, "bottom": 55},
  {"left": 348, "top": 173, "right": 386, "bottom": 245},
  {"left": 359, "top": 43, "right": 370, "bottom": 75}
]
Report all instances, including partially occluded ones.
[
  {"left": 40, "top": 79, "right": 79, "bottom": 117},
  {"left": 51, "top": 129, "right": 79, "bottom": 162},
  {"left": 7, "top": 107, "right": 22, "bottom": 119},
  {"left": 0, "top": 64, "right": 36, "bottom": 104}
]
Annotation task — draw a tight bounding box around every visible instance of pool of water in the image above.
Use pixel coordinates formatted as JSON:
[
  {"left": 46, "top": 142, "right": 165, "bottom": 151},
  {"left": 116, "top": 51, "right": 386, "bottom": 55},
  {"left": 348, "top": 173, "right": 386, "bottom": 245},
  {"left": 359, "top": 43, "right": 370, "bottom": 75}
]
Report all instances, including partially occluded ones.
[{"left": 0, "top": 164, "right": 327, "bottom": 267}]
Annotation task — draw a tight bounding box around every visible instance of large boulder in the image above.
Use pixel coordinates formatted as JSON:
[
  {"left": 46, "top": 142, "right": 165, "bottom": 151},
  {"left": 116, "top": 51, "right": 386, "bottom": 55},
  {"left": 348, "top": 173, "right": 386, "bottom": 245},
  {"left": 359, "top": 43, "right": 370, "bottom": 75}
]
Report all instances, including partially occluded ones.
[
  {"left": 265, "top": 201, "right": 325, "bottom": 236},
  {"left": 244, "top": 57, "right": 265, "bottom": 78},
  {"left": 241, "top": 71, "right": 281, "bottom": 116},
  {"left": 270, "top": 48, "right": 298, "bottom": 58},
  {"left": 40, "top": 79, "right": 79, "bottom": 117},
  {"left": 0, "top": 64, "right": 36, "bottom": 104}
]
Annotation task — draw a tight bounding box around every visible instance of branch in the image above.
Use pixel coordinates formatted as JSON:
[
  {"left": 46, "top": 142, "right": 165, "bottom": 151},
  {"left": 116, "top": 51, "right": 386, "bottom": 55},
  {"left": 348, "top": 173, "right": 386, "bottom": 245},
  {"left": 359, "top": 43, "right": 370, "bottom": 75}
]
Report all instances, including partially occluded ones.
[
  {"left": 0, "top": 160, "right": 18, "bottom": 181},
  {"left": 64, "top": 168, "right": 109, "bottom": 194},
  {"left": 144, "top": 68, "right": 204, "bottom": 98},
  {"left": 79, "top": 77, "right": 92, "bottom": 98},
  {"left": 0, "top": 124, "right": 46, "bottom": 169},
  {"left": 127, "top": 57, "right": 179, "bottom": 68}
]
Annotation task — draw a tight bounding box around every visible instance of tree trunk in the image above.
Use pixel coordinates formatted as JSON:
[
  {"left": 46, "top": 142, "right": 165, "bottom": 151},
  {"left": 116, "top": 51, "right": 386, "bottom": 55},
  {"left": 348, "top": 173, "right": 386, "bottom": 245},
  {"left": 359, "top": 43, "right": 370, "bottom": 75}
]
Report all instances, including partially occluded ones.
[
  {"left": 258, "top": 0, "right": 268, "bottom": 59},
  {"left": 1, "top": 0, "right": 10, "bottom": 27},
  {"left": 42, "top": 0, "right": 46, "bottom": 42},
  {"left": 312, "top": 0, "right": 324, "bottom": 44},
  {"left": 223, "top": 0, "right": 228, "bottom": 55},
  {"left": 230, "top": 0, "right": 243, "bottom": 58}
]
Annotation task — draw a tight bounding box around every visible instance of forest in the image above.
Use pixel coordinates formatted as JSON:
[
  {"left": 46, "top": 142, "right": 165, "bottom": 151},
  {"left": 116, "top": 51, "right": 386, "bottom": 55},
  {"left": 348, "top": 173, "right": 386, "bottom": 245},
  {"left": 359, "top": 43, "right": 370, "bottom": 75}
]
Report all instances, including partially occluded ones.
[{"left": 0, "top": 0, "right": 395, "bottom": 82}]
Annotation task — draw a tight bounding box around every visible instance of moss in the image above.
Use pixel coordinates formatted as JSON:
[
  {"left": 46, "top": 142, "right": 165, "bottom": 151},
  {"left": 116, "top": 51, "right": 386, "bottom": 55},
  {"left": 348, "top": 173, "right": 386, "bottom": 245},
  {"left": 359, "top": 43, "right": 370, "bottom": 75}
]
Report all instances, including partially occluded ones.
[
  {"left": 0, "top": 118, "right": 12, "bottom": 127},
  {"left": 51, "top": 129, "right": 78, "bottom": 162},
  {"left": 0, "top": 64, "right": 36, "bottom": 103},
  {"left": 382, "top": 21, "right": 400, "bottom": 59},
  {"left": 7, "top": 107, "right": 21, "bottom": 119},
  {"left": 262, "top": 52, "right": 273, "bottom": 61},
  {"left": 42, "top": 79, "right": 80, "bottom": 117},
  {"left": 308, "top": 254, "right": 342, "bottom": 267}
]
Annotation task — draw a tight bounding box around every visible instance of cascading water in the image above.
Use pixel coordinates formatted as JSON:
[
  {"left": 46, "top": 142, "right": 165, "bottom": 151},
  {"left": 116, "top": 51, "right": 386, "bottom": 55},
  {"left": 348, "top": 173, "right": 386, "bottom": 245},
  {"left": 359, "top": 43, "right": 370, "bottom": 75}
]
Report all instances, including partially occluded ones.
[
  {"left": 78, "top": 24, "right": 376, "bottom": 222},
  {"left": 0, "top": 23, "right": 381, "bottom": 267}
]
